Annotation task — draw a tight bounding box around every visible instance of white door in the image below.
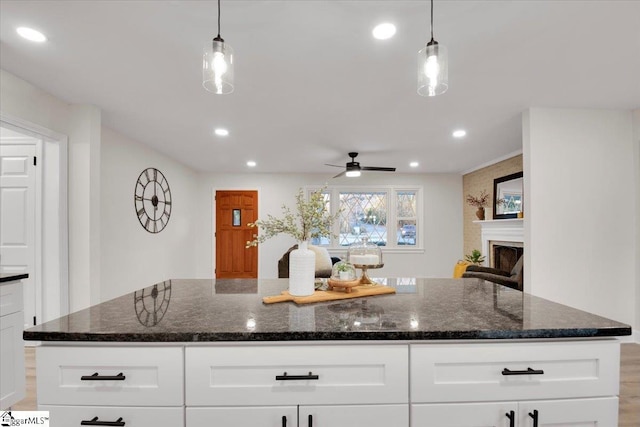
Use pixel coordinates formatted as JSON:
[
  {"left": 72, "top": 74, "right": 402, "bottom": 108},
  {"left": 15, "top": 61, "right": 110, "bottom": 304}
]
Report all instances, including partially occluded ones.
[{"left": 0, "top": 143, "right": 37, "bottom": 328}]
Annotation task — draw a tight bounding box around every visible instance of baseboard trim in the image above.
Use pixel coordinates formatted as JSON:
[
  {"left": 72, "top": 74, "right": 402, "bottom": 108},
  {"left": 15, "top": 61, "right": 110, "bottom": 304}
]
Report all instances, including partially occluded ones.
[{"left": 618, "top": 329, "right": 640, "bottom": 343}]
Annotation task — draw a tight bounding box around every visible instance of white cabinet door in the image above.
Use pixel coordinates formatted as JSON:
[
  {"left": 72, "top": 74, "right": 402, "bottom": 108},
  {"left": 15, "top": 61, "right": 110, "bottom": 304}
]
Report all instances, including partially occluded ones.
[
  {"left": 0, "top": 310, "right": 25, "bottom": 409},
  {"left": 412, "top": 397, "right": 618, "bottom": 427},
  {"left": 299, "top": 404, "right": 408, "bottom": 427},
  {"left": 187, "top": 406, "right": 297, "bottom": 427},
  {"left": 412, "top": 402, "right": 517, "bottom": 427},
  {"left": 519, "top": 397, "right": 618, "bottom": 426}
]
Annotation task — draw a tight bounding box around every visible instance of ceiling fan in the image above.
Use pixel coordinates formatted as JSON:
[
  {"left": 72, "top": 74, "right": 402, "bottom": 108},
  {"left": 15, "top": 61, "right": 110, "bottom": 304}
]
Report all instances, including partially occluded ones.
[{"left": 325, "top": 152, "right": 396, "bottom": 178}]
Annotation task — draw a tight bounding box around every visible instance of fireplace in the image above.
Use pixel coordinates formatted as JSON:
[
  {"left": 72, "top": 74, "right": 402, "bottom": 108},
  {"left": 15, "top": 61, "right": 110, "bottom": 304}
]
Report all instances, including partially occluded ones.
[
  {"left": 475, "top": 218, "right": 524, "bottom": 268},
  {"left": 491, "top": 242, "right": 524, "bottom": 272}
]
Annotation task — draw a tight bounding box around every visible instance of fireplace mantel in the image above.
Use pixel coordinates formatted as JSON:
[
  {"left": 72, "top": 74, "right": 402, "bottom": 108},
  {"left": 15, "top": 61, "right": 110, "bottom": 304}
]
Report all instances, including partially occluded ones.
[{"left": 473, "top": 219, "right": 524, "bottom": 266}]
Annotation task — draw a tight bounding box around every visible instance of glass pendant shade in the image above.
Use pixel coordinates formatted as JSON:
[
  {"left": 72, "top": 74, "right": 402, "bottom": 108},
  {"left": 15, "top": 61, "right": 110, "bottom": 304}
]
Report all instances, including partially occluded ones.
[
  {"left": 417, "top": 41, "right": 448, "bottom": 97},
  {"left": 203, "top": 39, "right": 234, "bottom": 94}
]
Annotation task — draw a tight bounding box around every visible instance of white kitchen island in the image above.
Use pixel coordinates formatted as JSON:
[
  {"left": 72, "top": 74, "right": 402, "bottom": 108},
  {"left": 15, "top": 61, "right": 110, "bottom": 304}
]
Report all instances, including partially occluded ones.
[{"left": 24, "top": 278, "right": 631, "bottom": 427}]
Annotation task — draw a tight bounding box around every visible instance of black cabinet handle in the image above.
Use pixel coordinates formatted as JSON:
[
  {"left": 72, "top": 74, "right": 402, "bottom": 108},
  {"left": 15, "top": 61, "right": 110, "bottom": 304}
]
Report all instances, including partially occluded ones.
[
  {"left": 505, "top": 410, "right": 515, "bottom": 427},
  {"left": 308, "top": 414, "right": 313, "bottom": 427},
  {"left": 502, "top": 367, "right": 544, "bottom": 376},
  {"left": 281, "top": 415, "right": 287, "bottom": 427},
  {"left": 275, "top": 372, "right": 319, "bottom": 381},
  {"left": 81, "top": 417, "right": 125, "bottom": 426},
  {"left": 528, "top": 409, "right": 539, "bottom": 427},
  {"left": 80, "top": 372, "right": 126, "bottom": 381}
]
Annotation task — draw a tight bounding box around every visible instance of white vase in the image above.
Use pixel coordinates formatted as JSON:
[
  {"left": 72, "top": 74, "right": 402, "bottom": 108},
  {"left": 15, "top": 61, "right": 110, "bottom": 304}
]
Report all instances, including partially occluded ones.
[{"left": 289, "top": 241, "right": 316, "bottom": 296}]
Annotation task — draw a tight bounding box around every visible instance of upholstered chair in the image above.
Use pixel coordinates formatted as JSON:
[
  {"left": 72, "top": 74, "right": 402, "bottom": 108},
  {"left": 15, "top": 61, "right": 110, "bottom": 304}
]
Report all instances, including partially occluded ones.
[{"left": 462, "top": 255, "right": 524, "bottom": 291}]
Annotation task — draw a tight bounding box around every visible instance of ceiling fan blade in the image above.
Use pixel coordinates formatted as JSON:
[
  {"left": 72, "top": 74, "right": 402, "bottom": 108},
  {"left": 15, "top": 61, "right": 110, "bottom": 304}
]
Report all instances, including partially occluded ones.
[
  {"left": 324, "top": 163, "right": 344, "bottom": 168},
  {"left": 362, "top": 166, "right": 396, "bottom": 172},
  {"left": 332, "top": 170, "right": 346, "bottom": 179}
]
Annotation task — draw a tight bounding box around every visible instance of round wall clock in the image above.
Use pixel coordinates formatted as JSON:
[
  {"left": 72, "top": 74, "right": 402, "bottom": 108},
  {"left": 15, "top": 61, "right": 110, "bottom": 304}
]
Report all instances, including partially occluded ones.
[{"left": 134, "top": 167, "right": 172, "bottom": 233}]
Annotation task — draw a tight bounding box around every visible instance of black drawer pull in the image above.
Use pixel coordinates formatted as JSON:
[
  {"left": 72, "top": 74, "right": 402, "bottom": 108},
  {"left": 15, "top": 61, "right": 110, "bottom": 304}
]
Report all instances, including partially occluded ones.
[
  {"left": 81, "top": 372, "right": 126, "bottom": 381},
  {"left": 505, "top": 410, "right": 515, "bottom": 427},
  {"left": 529, "top": 409, "right": 539, "bottom": 427},
  {"left": 502, "top": 367, "right": 544, "bottom": 376},
  {"left": 275, "top": 372, "right": 319, "bottom": 381},
  {"left": 308, "top": 414, "right": 313, "bottom": 427},
  {"left": 81, "top": 416, "right": 125, "bottom": 426},
  {"left": 282, "top": 415, "right": 287, "bottom": 427}
]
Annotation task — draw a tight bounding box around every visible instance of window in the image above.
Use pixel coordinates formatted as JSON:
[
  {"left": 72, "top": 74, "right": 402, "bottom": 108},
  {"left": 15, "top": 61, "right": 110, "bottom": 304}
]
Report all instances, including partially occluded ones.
[{"left": 308, "top": 186, "right": 421, "bottom": 250}]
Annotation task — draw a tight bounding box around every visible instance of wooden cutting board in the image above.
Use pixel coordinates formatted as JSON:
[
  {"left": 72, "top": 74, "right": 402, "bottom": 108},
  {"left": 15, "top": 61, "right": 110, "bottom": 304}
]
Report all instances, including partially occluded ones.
[{"left": 262, "top": 284, "right": 396, "bottom": 305}]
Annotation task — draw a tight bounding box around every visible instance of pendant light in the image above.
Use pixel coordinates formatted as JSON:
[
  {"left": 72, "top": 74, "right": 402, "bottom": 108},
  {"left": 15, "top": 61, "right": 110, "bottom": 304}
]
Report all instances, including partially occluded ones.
[
  {"left": 417, "top": 0, "right": 448, "bottom": 96},
  {"left": 203, "top": 0, "right": 234, "bottom": 94}
]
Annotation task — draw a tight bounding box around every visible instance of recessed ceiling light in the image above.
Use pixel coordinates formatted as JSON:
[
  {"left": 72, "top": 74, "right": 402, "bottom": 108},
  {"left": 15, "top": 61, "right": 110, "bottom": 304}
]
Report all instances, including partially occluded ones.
[
  {"left": 16, "top": 27, "right": 47, "bottom": 42},
  {"left": 410, "top": 162, "right": 419, "bottom": 168},
  {"left": 453, "top": 129, "right": 467, "bottom": 138},
  {"left": 372, "top": 23, "right": 396, "bottom": 40},
  {"left": 246, "top": 161, "right": 256, "bottom": 167},
  {"left": 214, "top": 128, "right": 229, "bottom": 136}
]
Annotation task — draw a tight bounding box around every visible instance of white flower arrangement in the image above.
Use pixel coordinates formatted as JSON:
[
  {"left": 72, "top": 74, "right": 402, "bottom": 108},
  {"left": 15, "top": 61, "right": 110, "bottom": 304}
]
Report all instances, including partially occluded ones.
[{"left": 246, "top": 187, "right": 339, "bottom": 247}]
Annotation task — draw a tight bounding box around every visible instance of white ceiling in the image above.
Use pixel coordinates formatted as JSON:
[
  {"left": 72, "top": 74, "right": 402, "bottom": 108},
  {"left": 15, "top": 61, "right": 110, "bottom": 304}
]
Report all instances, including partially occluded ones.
[{"left": 1, "top": 1, "right": 639, "bottom": 175}]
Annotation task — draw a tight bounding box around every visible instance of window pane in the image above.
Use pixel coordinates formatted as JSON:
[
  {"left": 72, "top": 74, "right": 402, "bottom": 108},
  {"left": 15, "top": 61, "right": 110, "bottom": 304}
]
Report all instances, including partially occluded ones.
[
  {"left": 338, "top": 192, "right": 387, "bottom": 246},
  {"left": 397, "top": 191, "right": 417, "bottom": 246}
]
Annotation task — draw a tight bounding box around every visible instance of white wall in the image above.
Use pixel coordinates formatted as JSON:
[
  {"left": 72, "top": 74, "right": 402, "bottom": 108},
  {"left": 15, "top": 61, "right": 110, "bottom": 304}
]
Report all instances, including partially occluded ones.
[
  {"left": 100, "top": 127, "right": 200, "bottom": 301},
  {"left": 524, "top": 108, "right": 637, "bottom": 326},
  {"left": 634, "top": 109, "right": 640, "bottom": 333},
  {"left": 68, "top": 105, "right": 101, "bottom": 308},
  {"left": 194, "top": 173, "right": 463, "bottom": 280}
]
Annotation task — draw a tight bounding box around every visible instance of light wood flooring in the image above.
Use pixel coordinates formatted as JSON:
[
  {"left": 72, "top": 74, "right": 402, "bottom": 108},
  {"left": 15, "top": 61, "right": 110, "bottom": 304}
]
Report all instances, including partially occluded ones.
[{"left": 10, "top": 343, "right": 640, "bottom": 425}]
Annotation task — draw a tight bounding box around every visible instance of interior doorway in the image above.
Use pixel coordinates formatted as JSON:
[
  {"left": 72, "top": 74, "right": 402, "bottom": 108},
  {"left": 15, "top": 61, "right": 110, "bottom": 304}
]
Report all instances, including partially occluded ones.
[
  {"left": 0, "top": 117, "right": 68, "bottom": 326},
  {"left": 0, "top": 133, "right": 37, "bottom": 327},
  {"left": 215, "top": 190, "right": 258, "bottom": 278}
]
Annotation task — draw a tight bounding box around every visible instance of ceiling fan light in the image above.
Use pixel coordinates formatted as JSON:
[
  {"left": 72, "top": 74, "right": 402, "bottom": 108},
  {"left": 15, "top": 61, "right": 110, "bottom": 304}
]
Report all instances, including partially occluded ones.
[
  {"left": 203, "top": 38, "right": 234, "bottom": 94},
  {"left": 346, "top": 170, "right": 361, "bottom": 178},
  {"left": 418, "top": 41, "right": 448, "bottom": 96}
]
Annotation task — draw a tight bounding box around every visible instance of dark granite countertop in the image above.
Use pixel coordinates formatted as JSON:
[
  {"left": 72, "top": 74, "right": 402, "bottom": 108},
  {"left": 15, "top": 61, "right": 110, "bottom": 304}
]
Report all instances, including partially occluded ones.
[
  {"left": 23, "top": 278, "right": 631, "bottom": 342},
  {"left": 0, "top": 273, "right": 28, "bottom": 283}
]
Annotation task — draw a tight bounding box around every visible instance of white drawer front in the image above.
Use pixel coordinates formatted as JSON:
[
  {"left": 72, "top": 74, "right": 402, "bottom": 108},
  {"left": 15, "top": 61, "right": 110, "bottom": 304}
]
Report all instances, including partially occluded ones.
[
  {"left": 188, "top": 406, "right": 297, "bottom": 426},
  {"left": 410, "top": 340, "right": 620, "bottom": 402},
  {"left": 37, "top": 346, "right": 183, "bottom": 406},
  {"left": 0, "top": 280, "right": 23, "bottom": 317},
  {"left": 186, "top": 345, "right": 408, "bottom": 406},
  {"left": 40, "top": 405, "right": 184, "bottom": 427}
]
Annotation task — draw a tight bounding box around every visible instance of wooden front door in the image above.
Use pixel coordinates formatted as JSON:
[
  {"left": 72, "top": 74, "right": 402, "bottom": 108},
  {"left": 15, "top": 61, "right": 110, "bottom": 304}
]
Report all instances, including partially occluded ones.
[{"left": 215, "top": 190, "right": 258, "bottom": 278}]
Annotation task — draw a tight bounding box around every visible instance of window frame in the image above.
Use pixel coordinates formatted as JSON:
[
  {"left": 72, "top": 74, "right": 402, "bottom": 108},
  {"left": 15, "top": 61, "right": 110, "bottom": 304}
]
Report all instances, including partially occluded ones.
[{"left": 306, "top": 185, "right": 423, "bottom": 253}]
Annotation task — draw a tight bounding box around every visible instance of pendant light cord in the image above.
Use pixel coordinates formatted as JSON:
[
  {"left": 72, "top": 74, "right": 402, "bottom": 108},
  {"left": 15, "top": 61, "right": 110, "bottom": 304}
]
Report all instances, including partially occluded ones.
[
  {"left": 430, "top": 0, "right": 434, "bottom": 42},
  {"left": 217, "top": 0, "right": 222, "bottom": 38}
]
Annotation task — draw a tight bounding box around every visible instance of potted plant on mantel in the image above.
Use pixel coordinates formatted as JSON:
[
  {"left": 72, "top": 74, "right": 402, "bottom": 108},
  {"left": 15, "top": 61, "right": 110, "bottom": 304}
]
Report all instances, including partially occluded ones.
[
  {"left": 466, "top": 190, "right": 490, "bottom": 220},
  {"left": 246, "top": 187, "right": 339, "bottom": 296}
]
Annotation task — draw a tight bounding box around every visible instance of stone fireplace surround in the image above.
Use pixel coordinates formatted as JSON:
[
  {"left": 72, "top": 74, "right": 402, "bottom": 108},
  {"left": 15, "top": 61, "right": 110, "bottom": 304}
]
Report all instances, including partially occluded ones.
[{"left": 474, "top": 219, "right": 524, "bottom": 270}]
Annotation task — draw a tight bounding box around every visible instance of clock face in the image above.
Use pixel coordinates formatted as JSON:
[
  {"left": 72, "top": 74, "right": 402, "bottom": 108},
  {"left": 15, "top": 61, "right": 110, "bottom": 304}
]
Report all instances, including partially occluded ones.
[{"left": 134, "top": 167, "right": 172, "bottom": 233}]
